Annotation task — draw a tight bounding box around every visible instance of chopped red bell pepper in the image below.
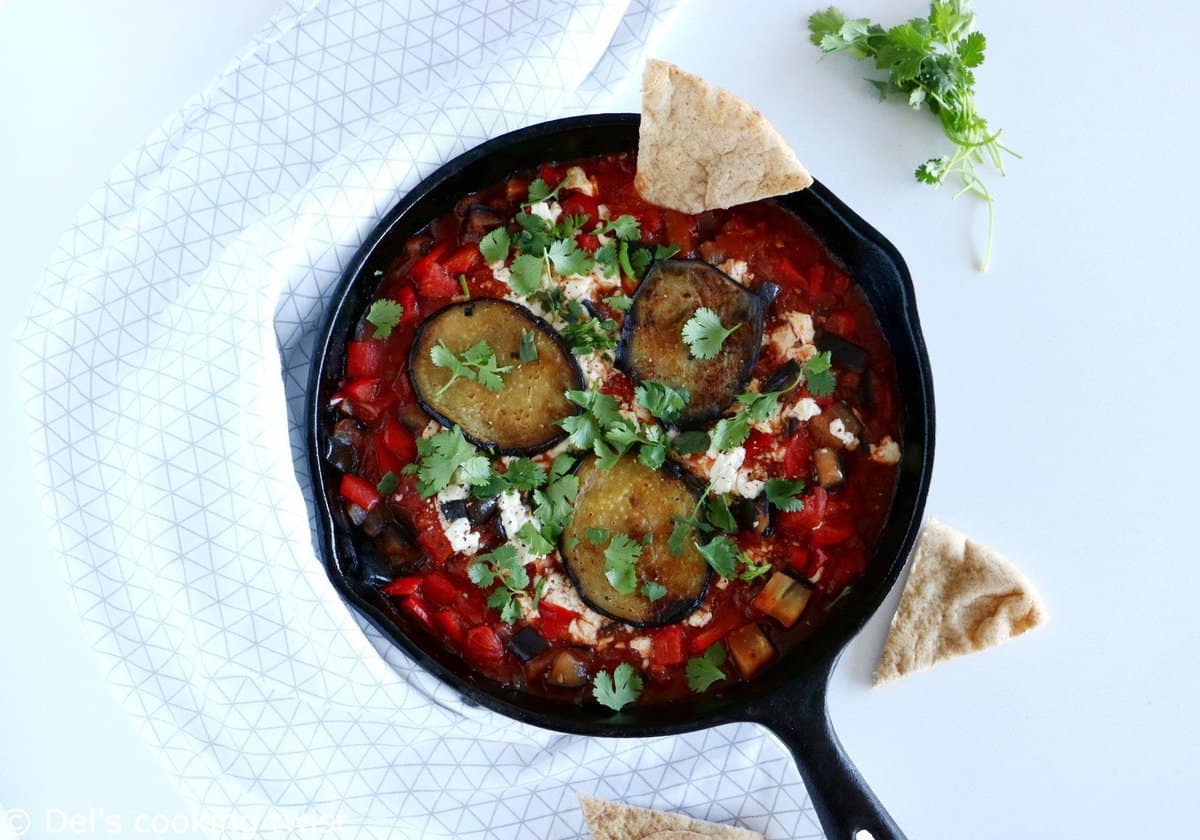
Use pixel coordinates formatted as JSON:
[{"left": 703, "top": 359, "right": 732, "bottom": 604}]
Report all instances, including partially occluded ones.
[
  {"left": 536, "top": 601, "right": 579, "bottom": 641},
  {"left": 652, "top": 626, "right": 686, "bottom": 668},
  {"left": 397, "top": 286, "right": 420, "bottom": 328},
  {"left": 340, "top": 474, "right": 381, "bottom": 511},
  {"left": 433, "top": 609, "right": 467, "bottom": 646},
  {"left": 560, "top": 193, "right": 598, "bottom": 222},
  {"left": 382, "top": 418, "right": 417, "bottom": 464},
  {"left": 463, "top": 625, "right": 504, "bottom": 666},
  {"left": 411, "top": 243, "right": 459, "bottom": 299},
  {"left": 346, "top": 340, "right": 387, "bottom": 378},
  {"left": 688, "top": 612, "right": 742, "bottom": 655},
  {"left": 824, "top": 309, "right": 857, "bottom": 338},
  {"left": 575, "top": 233, "right": 601, "bottom": 252},
  {"left": 382, "top": 575, "right": 421, "bottom": 597},
  {"left": 343, "top": 377, "right": 382, "bottom": 405},
  {"left": 811, "top": 510, "right": 855, "bottom": 546},
  {"left": 421, "top": 572, "right": 460, "bottom": 607},
  {"left": 783, "top": 432, "right": 812, "bottom": 480},
  {"left": 400, "top": 595, "right": 433, "bottom": 629},
  {"left": 442, "top": 244, "right": 482, "bottom": 275}
]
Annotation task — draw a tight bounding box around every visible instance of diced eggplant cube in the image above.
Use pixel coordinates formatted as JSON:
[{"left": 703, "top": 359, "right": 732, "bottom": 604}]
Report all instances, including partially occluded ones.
[
  {"left": 752, "top": 571, "right": 813, "bottom": 628},
  {"left": 815, "top": 330, "right": 868, "bottom": 372},
  {"left": 466, "top": 495, "right": 499, "bottom": 527},
  {"left": 439, "top": 498, "right": 468, "bottom": 522},
  {"left": 814, "top": 447, "right": 845, "bottom": 488},
  {"left": 507, "top": 626, "right": 550, "bottom": 662},
  {"left": 727, "top": 623, "right": 775, "bottom": 679},
  {"left": 545, "top": 650, "right": 590, "bottom": 687},
  {"left": 732, "top": 496, "right": 770, "bottom": 535}
]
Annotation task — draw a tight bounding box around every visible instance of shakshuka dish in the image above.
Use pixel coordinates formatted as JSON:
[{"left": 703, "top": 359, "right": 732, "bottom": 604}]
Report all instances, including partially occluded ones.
[{"left": 322, "top": 153, "right": 903, "bottom": 710}]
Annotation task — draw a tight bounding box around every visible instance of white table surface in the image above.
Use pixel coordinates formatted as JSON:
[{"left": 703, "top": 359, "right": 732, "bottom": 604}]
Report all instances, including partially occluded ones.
[{"left": 2, "top": 1, "right": 1197, "bottom": 838}]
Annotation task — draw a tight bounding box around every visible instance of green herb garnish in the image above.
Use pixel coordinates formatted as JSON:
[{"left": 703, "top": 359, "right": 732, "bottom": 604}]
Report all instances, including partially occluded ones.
[
  {"left": 641, "top": 581, "right": 668, "bottom": 602},
  {"left": 808, "top": 1, "right": 1017, "bottom": 270},
  {"left": 635, "top": 381, "right": 690, "bottom": 425},
  {"left": 765, "top": 478, "right": 807, "bottom": 511},
  {"left": 479, "top": 227, "right": 511, "bottom": 264},
  {"left": 592, "top": 662, "right": 643, "bottom": 711},
  {"left": 518, "top": 328, "right": 538, "bottom": 363},
  {"left": 375, "top": 471, "right": 399, "bottom": 496},
  {"left": 801, "top": 350, "right": 837, "bottom": 397},
  {"left": 682, "top": 307, "right": 740, "bottom": 360},
  {"left": 430, "top": 339, "right": 513, "bottom": 395},
  {"left": 365, "top": 298, "right": 404, "bottom": 339},
  {"left": 467, "top": 544, "right": 531, "bottom": 624},
  {"left": 686, "top": 643, "right": 727, "bottom": 692},
  {"left": 407, "top": 425, "right": 491, "bottom": 498},
  {"left": 603, "top": 533, "right": 643, "bottom": 595}
]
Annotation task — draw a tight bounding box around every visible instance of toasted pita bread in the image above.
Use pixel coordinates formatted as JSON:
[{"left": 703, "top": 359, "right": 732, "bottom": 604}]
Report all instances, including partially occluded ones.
[
  {"left": 578, "top": 794, "right": 763, "bottom": 840},
  {"left": 874, "top": 517, "right": 1047, "bottom": 686},
  {"left": 635, "top": 59, "right": 813, "bottom": 213}
]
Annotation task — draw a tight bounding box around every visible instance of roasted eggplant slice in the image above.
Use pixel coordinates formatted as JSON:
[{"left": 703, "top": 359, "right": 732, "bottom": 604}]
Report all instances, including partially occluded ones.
[
  {"left": 409, "top": 299, "right": 583, "bottom": 454},
  {"left": 617, "top": 259, "right": 771, "bottom": 428},
  {"left": 560, "top": 456, "right": 710, "bottom": 626}
]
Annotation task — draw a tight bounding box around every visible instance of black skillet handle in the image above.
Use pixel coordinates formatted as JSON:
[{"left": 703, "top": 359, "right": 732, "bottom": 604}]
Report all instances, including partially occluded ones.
[{"left": 744, "top": 665, "right": 906, "bottom": 840}]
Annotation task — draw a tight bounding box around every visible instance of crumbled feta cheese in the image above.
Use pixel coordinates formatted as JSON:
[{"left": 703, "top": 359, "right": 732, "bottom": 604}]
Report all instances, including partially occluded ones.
[
  {"left": 767, "top": 311, "right": 817, "bottom": 363},
  {"left": 870, "top": 436, "right": 902, "bottom": 465},
  {"left": 561, "top": 271, "right": 600, "bottom": 303},
  {"left": 629, "top": 636, "right": 652, "bottom": 664},
  {"left": 420, "top": 420, "right": 442, "bottom": 439},
  {"left": 497, "top": 490, "right": 543, "bottom": 562},
  {"left": 560, "top": 166, "right": 596, "bottom": 197},
  {"left": 435, "top": 485, "right": 480, "bottom": 555},
  {"left": 541, "top": 571, "right": 607, "bottom": 645},
  {"left": 686, "top": 606, "right": 713, "bottom": 627},
  {"left": 709, "top": 447, "right": 745, "bottom": 495},
  {"left": 829, "top": 418, "right": 860, "bottom": 450},
  {"left": 577, "top": 351, "right": 614, "bottom": 390},
  {"left": 718, "top": 258, "right": 752, "bottom": 284},
  {"left": 528, "top": 200, "right": 561, "bottom": 224},
  {"left": 706, "top": 446, "right": 765, "bottom": 498},
  {"left": 597, "top": 203, "right": 610, "bottom": 221},
  {"left": 787, "top": 397, "right": 822, "bottom": 423},
  {"left": 489, "top": 260, "right": 511, "bottom": 287}
]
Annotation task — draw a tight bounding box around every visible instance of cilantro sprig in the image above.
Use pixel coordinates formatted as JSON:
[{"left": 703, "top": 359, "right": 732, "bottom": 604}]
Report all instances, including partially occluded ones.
[
  {"left": 686, "top": 643, "right": 727, "bottom": 692},
  {"left": 682, "top": 307, "right": 740, "bottom": 360},
  {"left": 634, "top": 381, "right": 690, "bottom": 425},
  {"left": 592, "top": 662, "right": 644, "bottom": 711},
  {"left": 696, "top": 536, "right": 772, "bottom": 582},
  {"left": 765, "top": 478, "right": 806, "bottom": 512},
  {"left": 602, "top": 533, "right": 644, "bottom": 595},
  {"left": 365, "top": 298, "right": 404, "bottom": 339},
  {"left": 801, "top": 350, "right": 836, "bottom": 397},
  {"left": 430, "top": 339, "right": 513, "bottom": 395},
  {"left": 405, "top": 425, "right": 490, "bottom": 498},
  {"left": 468, "top": 544, "right": 537, "bottom": 624},
  {"left": 560, "top": 389, "right": 667, "bottom": 470},
  {"left": 808, "top": 1, "right": 1017, "bottom": 269}
]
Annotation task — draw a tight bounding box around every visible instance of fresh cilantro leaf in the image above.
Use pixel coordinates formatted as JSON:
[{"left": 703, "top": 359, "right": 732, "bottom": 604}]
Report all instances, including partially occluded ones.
[
  {"left": 671, "top": 430, "right": 711, "bottom": 455},
  {"left": 532, "top": 470, "right": 579, "bottom": 540},
  {"left": 430, "top": 339, "right": 513, "bottom": 395},
  {"left": 603, "top": 533, "right": 642, "bottom": 595},
  {"left": 686, "top": 643, "right": 727, "bottom": 692},
  {"left": 456, "top": 455, "right": 493, "bottom": 487},
  {"left": 705, "top": 495, "right": 737, "bottom": 533},
  {"left": 636, "top": 430, "right": 668, "bottom": 470},
  {"left": 739, "top": 559, "right": 773, "bottom": 582},
  {"left": 641, "top": 581, "right": 668, "bottom": 602},
  {"left": 682, "top": 307, "right": 740, "bottom": 360},
  {"left": 592, "top": 662, "right": 643, "bottom": 711},
  {"left": 532, "top": 575, "right": 547, "bottom": 609},
  {"left": 519, "top": 328, "right": 538, "bottom": 363},
  {"left": 765, "top": 477, "right": 806, "bottom": 511},
  {"left": 635, "top": 381, "right": 690, "bottom": 425},
  {"left": 617, "top": 240, "right": 637, "bottom": 279},
  {"left": 709, "top": 413, "right": 751, "bottom": 452},
  {"left": 654, "top": 244, "right": 681, "bottom": 261},
  {"left": 696, "top": 535, "right": 740, "bottom": 579},
  {"left": 585, "top": 527, "right": 611, "bottom": 546},
  {"left": 547, "top": 238, "right": 594, "bottom": 277},
  {"left": 470, "top": 470, "right": 509, "bottom": 500},
  {"left": 594, "top": 241, "right": 619, "bottom": 278},
  {"left": 499, "top": 595, "right": 523, "bottom": 624},
  {"left": 554, "top": 213, "right": 588, "bottom": 240},
  {"left": 595, "top": 214, "right": 641, "bottom": 241},
  {"left": 375, "top": 471, "right": 399, "bottom": 496},
  {"left": 467, "top": 560, "right": 495, "bottom": 587},
  {"left": 807, "top": 3, "right": 1016, "bottom": 270},
  {"left": 515, "top": 521, "right": 554, "bottom": 557},
  {"left": 606, "top": 293, "right": 633, "bottom": 311},
  {"left": 479, "top": 227, "right": 511, "bottom": 264},
  {"left": 526, "top": 177, "right": 560, "bottom": 205},
  {"left": 413, "top": 426, "right": 478, "bottom": 498},
  {"left": 365, "top": 298, "right": 404, "bottom": 338},
  {"left": 560, "top": 317, "right": 616, "bottom": 355},
  {"left": 628, "top": 247, "right": 653, "bottom": 278},
  {"left": 469, "top": 543, "right": 535, "bottom": 625},
  {"left": 668, "top": 518, "right": 693, "bottom": 557},
  {"left": 503, "top": 458, "right": 546, "bottom": 492},
  {"left": 509, "top": 253, "right": 546, "bottom": 295},
  {"left": 802, "top": 350, "right": 837, "bottom": 397},
  {"left": 514, "top": 211, "right": 554, "bottom": 256}
]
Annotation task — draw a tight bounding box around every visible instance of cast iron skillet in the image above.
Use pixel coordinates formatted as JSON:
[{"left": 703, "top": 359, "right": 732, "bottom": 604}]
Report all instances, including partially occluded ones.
[{"left": 306, "top": 114, "right": 934, "bottom": 840}]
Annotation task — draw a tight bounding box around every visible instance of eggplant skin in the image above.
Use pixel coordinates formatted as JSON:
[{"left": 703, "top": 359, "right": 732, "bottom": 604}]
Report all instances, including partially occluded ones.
[
  {"left": 560, "top": 455, "right": 710, "bottom": 626},
  {"left": 617, "top": 259, "right": 770, "bottom": 428},
  {"left": 409, "top": 299, "right": 583, "bottom": 455}
]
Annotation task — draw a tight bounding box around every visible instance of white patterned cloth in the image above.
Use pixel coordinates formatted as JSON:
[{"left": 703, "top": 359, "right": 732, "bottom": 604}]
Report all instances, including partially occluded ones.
[{"left": 18, "top": 1, "right": 822, "bottom": 837}]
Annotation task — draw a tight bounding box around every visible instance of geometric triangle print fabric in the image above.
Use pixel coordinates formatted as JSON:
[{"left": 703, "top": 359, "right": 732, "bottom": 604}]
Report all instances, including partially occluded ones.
[{"left": 17, "top": 1, "right": 822, "bottom": 836}]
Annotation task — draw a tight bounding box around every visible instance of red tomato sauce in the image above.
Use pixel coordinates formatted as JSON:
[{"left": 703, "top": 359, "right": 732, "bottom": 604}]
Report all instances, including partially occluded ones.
[{"left": 324, "top": 152, "right": 902, "bottom": 707}]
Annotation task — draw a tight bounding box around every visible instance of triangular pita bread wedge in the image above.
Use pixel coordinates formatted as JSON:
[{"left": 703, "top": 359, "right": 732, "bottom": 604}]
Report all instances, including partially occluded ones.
[
  {"left": 635, "top": 59, "right": 813, "bottom": 213},
  {"left": 874, "top": 517, "right": 1047, "bottom": 686},
  {"left": 578, "top": 793, "right": 764, "bottom": 840}
]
